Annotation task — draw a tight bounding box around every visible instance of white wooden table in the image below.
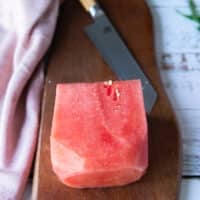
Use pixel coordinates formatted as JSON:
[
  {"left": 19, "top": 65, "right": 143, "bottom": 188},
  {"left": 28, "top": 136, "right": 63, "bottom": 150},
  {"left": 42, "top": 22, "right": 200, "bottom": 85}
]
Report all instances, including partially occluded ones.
[
  {"left": 147, "top": 0, "right": 200, "bottom": 177},
  {"left": 147, "top": 0, "right": 200, "bottom": 199},
  {"left": 24, "top": 0, "right": 200, "bottom": 199}
]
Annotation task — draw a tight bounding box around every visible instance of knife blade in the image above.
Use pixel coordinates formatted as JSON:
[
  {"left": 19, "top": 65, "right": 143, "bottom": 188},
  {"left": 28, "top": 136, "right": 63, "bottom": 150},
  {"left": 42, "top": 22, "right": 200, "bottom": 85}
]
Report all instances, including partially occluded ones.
[{"left": 79, "top": 0, "right": 157, "bottom": 113}]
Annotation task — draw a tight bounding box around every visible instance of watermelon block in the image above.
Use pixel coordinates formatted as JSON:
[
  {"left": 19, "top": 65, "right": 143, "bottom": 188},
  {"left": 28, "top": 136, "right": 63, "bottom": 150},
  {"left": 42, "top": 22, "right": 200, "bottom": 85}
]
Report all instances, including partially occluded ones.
[{"left": 50, "top": 80, "right": 148, "bottom": 188}]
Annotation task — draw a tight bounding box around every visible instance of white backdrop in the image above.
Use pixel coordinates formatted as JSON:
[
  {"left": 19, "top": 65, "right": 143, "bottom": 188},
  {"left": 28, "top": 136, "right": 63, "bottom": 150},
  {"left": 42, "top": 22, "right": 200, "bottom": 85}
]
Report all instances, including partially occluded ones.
[
  {"left": 147, "top": 0, "right": 200, "bottom": 176},
  {"left": 146, "top": 1, "right": 200, "bottom": 199}
]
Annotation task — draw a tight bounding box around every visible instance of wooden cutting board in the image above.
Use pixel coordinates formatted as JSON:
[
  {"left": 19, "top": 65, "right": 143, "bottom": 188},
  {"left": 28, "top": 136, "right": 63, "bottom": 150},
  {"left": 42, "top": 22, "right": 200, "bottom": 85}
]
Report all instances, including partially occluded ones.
[{"left": 32, "top": 0, "right": 182, "bottom": 199}]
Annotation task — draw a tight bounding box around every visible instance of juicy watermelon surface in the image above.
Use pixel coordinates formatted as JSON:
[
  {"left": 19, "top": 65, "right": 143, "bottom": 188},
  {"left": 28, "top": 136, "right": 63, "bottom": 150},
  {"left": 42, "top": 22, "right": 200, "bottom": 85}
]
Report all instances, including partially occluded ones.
[{"left": 50, "top": 80, "right": 148, "bottom": 188}]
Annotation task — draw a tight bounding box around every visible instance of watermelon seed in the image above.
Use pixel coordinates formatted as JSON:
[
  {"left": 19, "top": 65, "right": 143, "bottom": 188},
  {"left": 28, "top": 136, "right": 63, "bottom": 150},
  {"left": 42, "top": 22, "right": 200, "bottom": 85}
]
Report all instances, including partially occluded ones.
[
  {"left": 104, "top": 81, "right": 108, "bottom": 88},
  {"left": 104, "top": 80, "right": 113, "bottom": 96},
  {"left": 108, "top": 80, "right": 113, "bottom": 86},
  {"left": 104, "top": 80, "right": 113, "bottom": 87},
  {"left": 107, "top": 86, "right": 112, "bottom": 96},
  {"left": 113, "top": 88, "right": 120, "bottom": 101}
]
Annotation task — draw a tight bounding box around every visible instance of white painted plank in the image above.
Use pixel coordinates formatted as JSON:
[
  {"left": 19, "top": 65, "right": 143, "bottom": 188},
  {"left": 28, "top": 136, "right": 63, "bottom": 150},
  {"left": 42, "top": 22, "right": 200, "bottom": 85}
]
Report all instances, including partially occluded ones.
[
  {"left": 161, "top": 53, "right": 200, "bottom": 71},
  {"left": 180, "top": 179, "right": 200, "bottom": 200},
  {"left": 161, "top": 71, "right": 200, "bottom": 109},
  {"left": 148, "top": 0, "right": 200, "bottom": 175},
  {"left": 147, "top": 0, "right": 200, "bottom": 7},
  {"left": 160, "top": 70, "right": 200, "bottom": 175},
  {"left": 176, "top": 110, "right": 200, "bottom": 175},
  {"left": 157, "top": 52, "right": 200, "bottom": 175},
  {"left": 150, "top": 7, "right": 200, "bottom": 53}
]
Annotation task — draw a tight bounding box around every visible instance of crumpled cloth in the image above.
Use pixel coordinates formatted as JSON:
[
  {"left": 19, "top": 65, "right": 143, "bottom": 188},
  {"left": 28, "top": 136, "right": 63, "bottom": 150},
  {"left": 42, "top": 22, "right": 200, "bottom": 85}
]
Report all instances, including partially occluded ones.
[{"left": 0, "top": 0, "right": 61, "bottom": 199}]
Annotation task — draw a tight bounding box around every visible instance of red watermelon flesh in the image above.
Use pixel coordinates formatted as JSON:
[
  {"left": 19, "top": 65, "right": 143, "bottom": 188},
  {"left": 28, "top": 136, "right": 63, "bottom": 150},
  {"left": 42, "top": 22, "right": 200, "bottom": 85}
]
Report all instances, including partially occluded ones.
[{"left": 50, "top": 80, "right": 148, "bottom": 188}]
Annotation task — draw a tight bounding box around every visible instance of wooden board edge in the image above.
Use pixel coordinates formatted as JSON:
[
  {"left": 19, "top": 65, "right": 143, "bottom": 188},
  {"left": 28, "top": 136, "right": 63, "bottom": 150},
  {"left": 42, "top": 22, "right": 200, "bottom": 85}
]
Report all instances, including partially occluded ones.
[{"left": 32, "top": 84, "right": 48, "bottom": 200}]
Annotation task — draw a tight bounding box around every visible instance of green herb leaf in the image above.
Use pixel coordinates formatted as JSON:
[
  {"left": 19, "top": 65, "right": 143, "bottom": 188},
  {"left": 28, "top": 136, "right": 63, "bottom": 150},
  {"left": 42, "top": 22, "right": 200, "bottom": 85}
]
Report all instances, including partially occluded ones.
[
  {"left": 189, "top": 0, "right": 198, "bottom": 17},
  {"left": 177, "top": 0, "right": 200, "bottom": 30},
  {"left": 177, "top": 11, "right": 200, "bottom": 22}
]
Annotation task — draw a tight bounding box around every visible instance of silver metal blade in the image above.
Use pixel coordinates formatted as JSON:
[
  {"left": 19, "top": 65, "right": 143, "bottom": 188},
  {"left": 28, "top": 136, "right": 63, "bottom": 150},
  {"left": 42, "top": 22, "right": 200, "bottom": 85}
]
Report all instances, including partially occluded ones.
[{"left": 85, "top": 15, "right": 157, "bottom": 113}]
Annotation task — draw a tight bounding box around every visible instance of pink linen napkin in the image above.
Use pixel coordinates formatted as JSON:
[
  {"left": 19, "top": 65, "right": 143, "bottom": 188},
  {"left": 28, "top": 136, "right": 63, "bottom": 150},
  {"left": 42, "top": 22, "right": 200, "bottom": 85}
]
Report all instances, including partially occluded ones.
[{"left": 0, "top": 0, "right": 61, "bottom": 199}]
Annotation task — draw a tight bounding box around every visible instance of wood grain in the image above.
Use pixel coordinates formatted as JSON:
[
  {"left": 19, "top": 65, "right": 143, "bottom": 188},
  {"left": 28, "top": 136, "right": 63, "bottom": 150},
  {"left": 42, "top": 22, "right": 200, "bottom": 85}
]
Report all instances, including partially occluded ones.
[{"left": 32, "top": 0, "right": 182, "bottom": 199}]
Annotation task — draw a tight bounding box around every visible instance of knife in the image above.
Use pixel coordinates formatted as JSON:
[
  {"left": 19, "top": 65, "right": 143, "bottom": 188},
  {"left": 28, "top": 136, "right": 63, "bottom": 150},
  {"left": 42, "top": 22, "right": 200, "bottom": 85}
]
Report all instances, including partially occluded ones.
[{"left": 79, "top": 0, "right": 157, "bottom": 113}]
